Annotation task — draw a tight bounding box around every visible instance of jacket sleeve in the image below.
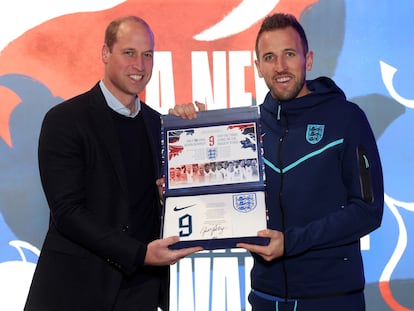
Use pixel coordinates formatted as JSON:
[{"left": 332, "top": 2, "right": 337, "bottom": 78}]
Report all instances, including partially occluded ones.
[
  {"left": 339, "top": 106, "right": 384, "bottom": 237},
  {"left": 285, "top": 105, "right": 384, "bottom": 255}
]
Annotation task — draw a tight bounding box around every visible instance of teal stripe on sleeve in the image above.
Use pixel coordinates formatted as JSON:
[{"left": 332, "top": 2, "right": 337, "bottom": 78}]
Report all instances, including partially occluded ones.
[{"left": 264, "top": 139, "right": 344, "bottom": 174}]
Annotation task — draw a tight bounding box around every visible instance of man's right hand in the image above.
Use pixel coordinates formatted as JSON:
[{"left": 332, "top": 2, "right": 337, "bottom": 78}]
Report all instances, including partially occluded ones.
[{"left": 145, "top": 236, "right": 203, "bottom": 266}]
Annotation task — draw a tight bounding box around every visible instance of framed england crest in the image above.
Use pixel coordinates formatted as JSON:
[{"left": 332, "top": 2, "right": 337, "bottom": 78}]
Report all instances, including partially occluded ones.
[{"left": 161, "top": 106, "right": 269, "bottom": 250}]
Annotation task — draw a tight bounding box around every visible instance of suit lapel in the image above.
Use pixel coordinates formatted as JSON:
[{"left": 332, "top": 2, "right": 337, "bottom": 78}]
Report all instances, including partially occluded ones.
[
  {"left": 87, "top": 84, "right": 129, "bottom": 194},
  {"left": 141, "top": 103, "right": 162, "bottom": 179},
  {"left": 86, "top": 86, "right": 162, "bottom": 201}
]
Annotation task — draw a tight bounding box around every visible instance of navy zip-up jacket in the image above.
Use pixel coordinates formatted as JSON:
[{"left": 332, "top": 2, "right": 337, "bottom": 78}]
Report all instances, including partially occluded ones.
[{"left": 251, "top": 76, "right": 384, "bottom": 299}]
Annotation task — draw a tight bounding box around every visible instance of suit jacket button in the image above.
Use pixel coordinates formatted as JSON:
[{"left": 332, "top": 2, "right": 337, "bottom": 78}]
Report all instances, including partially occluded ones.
[{"left": 122, "top": 225, "right": 129, "bottom": 232}]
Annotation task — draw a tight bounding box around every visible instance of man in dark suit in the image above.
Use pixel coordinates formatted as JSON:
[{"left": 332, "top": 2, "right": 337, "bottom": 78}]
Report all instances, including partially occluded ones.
[{"left": 24, "top": 15, "right": 202, "bottom": 311}]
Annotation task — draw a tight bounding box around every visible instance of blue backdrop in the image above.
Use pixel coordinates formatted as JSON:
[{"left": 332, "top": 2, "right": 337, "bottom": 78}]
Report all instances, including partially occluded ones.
[{"left": 0, "top": 1, "right": 412, "bottom": 310}]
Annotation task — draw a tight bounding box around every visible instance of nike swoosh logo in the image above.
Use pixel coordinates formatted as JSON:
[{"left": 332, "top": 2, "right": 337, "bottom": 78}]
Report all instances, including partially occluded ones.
[{"left": 173, "top": 204, "right": 196, "bottom": 211}]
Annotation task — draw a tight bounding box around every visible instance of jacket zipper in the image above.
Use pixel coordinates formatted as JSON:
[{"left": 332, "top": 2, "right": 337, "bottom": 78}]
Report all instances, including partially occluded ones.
[{"left": 277, "top": 102, "right": 290, "bottom": 302}]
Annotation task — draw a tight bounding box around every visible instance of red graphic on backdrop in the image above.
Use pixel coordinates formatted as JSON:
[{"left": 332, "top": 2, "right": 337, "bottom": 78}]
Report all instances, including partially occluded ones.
[{"left": 0, "top": 0, "right": 317, "bottom": 147}]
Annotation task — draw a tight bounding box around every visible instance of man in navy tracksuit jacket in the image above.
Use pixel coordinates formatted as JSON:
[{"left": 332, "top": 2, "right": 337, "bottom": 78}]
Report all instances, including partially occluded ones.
[{"left": 236, "top": 13, "right": 384, "bottom": 311}]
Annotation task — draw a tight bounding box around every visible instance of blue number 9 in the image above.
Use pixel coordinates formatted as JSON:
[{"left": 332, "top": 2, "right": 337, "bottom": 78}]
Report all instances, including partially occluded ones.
[{"left": 178, "top": 214, "right": 192, "bottom": 237}]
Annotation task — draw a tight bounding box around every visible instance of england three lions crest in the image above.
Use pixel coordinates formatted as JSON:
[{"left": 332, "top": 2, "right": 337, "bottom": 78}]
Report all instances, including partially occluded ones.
[
  {"left": 233, "top": 193, "right": 257, "bottom": 213},
  {"left": 306, "top": 124, "right": 325, "bottom": 144}
]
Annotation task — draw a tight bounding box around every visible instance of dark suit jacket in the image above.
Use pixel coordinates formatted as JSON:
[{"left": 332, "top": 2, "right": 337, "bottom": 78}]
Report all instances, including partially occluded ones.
[{"left": 24, "top": 83, "right": 168, "bottom": 310}]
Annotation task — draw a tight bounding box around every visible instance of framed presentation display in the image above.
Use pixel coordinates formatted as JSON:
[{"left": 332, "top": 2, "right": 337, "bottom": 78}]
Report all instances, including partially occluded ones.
[{"left": 161, "top": 106, "right": 268, "bottom": 250}]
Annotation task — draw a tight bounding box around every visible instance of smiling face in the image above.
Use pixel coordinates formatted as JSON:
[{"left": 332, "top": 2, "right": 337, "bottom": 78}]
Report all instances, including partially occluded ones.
[
  {"left": 102, "top": 18, "right": 154, "bottom": 106},
  {"left": 255, "top": 26, "right": 313, "bottom": 101}
]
